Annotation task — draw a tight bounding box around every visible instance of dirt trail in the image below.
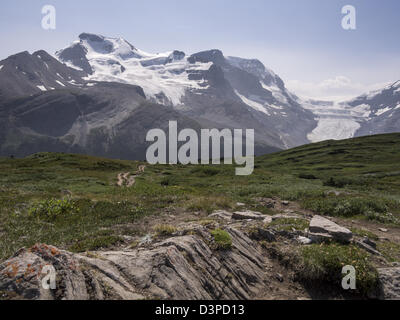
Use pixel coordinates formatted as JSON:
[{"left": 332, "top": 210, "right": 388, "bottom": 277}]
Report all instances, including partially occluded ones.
[{"left": 116, "top": 165, "right": 146, "bottom": 187}]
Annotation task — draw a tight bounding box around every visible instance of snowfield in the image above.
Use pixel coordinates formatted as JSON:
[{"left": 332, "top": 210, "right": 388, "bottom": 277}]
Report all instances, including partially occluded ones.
[
  {"left": 307, "top": 118, "right": 361, "bottom": 143},
  {"left": 58, "top": 35, "right": 212, "bottom": 106},
  {"left": 235, "top": 90, "right": 270, "bottom": 116},
  {"left": 302, "top": 100, "right": 365, "bottom": 143}
]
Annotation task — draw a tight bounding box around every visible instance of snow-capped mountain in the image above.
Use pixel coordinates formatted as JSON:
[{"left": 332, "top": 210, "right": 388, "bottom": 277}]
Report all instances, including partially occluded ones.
[
  {"left": 3, "top": 32, "right": 313, "bottom": 159},
  {"left": 56, "top": 33, "right": 316, "bottom": 149},
  {"left": 0, "top": 32, "right": 398, "bottom": 159},
  {"left": 56, "top": 33, "right": 212, "bottom": 106},
  {"left": 302, "top": 81, "right": 400, "bottom": 143},
  {"left": 346, "top": 81, "right": 400, "bottom": 136}
]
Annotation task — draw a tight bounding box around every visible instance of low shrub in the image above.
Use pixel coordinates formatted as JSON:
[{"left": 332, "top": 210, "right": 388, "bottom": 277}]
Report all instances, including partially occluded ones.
[
  {"left": 302, "top": 196, "right": 389, "bottom": 220},
  {"left": 28, "top": 198, "right": 79, "bottom": 220}
]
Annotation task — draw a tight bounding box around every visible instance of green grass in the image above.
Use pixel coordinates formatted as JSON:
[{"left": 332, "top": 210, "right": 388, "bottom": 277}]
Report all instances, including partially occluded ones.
[
  {"left": 377, "top": 241, "right": 400, "bottom": 262},
  {"left": 210, "top": 229, "right": 233, "bottom": 250},
  {"left": 0, "top": 133, "right": 400, "bottom": 261},
  {"left": 299, "top": 244, "right": 379, "bottom": 296},
  {"left": 350, "top": 228, "right": 379, "bottom": 241},
  {"left": 154, "top": 224, "right": 177, "bottom": 237},
  {"left": 269, "top": 218, "right": 309, "bottom": 232}
]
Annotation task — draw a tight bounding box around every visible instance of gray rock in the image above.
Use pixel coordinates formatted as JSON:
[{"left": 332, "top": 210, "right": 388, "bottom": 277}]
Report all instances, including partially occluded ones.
[
  {"left": 309, "top": 215, "right": 353, "bottom": 243},
  {"left": 209, "top": 210, "right": 232, "bottom": 221},
  {"left": 249, "top": 228, "right": 276, "bottom": 242},
  {"left": 354, "top": 239, "right": 382, "bottom": 256},
  {"left": 232, "top": 211, "right": 265, "bottom": 221},
  {"left": 263, "top": 216, "right": 273, "bottom": 224},
  {"left": 297, "top": 236, "right": 313, "bottom": 245},
  {"left": 362, "top": 237, "right": 377, "bottom": 249},
  {"left": 378, "top": 267, "right": 400, "bottom": 300},
  {"left": 272, "top": 213, "right": 302, "bottom": 221},
  {"left": 308, "top": 232, "right": 334, "bottom": 243}
]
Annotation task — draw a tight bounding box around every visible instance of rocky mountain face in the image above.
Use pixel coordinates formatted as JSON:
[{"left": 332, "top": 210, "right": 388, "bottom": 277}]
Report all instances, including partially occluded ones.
[
  {"left": 0, "top": 33, "right": 316, "bottom": 159},
  {"left": 55, "top": 33, "right": 317, "bottom": 149},
  {"left": 0, "top": 50, "right": 85, "bottom": 101},
  {"left": 0, "top": 32, "right": 399, "bottom": 159},
  {"left": 347, "top": 81, "right": 400, "bottom": 137},
  {"left": 0, "top": 80, "right": 209, "bottom": 159}
]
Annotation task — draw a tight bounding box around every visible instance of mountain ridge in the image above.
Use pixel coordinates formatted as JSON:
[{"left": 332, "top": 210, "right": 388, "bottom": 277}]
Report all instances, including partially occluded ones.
[{"left": 0, "top": 32, "right": 399, "bottom": 159}]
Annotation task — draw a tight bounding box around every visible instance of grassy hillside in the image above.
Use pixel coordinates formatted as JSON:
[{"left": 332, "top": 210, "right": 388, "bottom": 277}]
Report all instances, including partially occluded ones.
[{"left": 0, "top": 133, "right": 399, "bottom": 261}]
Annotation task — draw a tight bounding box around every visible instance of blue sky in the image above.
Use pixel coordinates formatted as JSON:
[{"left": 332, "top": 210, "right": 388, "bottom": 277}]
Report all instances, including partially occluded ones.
[{"left": 1, "top": 0, "right": 399, "bottom": 100}]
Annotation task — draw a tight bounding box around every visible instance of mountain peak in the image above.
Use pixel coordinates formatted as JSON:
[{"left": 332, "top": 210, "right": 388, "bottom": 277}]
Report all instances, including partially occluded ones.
[
  {"left": 77, "top": 33, "right": 140, "bottom": 60},
  {"left": 79, "top": 32, "right": 105, "bottom": 42}
]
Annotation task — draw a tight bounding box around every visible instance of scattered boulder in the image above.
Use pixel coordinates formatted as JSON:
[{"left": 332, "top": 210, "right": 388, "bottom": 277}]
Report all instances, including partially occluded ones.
[
  {"left": 362, "top": 237, "right": 377, "bottom": 249},
  {"left": 263, "top": 216, "right": 273, "bottom": 224},
  {"left": 325, "top": 190, "right": 351, "bottom": 197},
  {"left": 265, "top": 201, "right": 275, "bottom": 209},
  {"left": 378, "top": 267, "right": 400, "bottom": 300},
  {"left": 232, "top": 211, "right": 265, "bottom": 221},
  {"left": 254, "top": 197, "right": 276, "bottom": 209},
  {"left": 272, "top": 212, "right": 303, "bottom": 221},
  {"left": 309, "top": 215, "right": 353, "bottom": 243},
  {"left": 379, "top": 228, "right": 388, "bottom": 233},
  {"left": 209, "top": 210, "right": 232, "bottom": 221},
  {"left": 354, "top": 239, "right": 382, "bottom": 256},
  {"left": 297, "top": 236, "right": 312, "bottom": 245}
]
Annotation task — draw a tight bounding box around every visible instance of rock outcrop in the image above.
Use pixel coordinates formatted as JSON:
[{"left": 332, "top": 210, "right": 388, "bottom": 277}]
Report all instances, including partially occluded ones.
[
  {"left": 0, "top": 224, "right": 268, "bottom": 300},
  {"left": 378, "top": 267, "right": 400, "bottom": 300}
]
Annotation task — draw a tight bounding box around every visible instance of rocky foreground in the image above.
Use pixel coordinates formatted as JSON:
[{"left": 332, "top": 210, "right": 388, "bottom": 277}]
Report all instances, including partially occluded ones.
[{"left": 1, "top": 207, "right": 399, "bottom": 300}]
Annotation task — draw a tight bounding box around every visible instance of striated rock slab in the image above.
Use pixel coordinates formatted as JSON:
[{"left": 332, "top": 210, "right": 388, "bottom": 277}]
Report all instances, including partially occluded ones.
[
  {"left": 0, "top": 225, "right": 267, "bottom": 300},
  {"left": 0, "top": 244, "right": 90, "bottom": 300}
]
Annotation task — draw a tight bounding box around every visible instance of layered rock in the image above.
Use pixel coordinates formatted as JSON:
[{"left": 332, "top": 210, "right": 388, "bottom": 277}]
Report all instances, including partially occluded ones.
[{"left": 0, "top": 225, "right": 267, "bottom": 300}]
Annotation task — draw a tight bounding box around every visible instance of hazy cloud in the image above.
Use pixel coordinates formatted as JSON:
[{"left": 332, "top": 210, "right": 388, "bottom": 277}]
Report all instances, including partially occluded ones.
[{"left": 286, "top": 76, "right": 393, "bottom": 102}]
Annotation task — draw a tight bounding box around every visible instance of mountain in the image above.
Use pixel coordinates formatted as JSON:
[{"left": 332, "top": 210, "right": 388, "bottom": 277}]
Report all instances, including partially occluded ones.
[
  {"left": 56, "top": 33, "right": 317, "bottom": 148},
  {"left": 0, "top": 33, "right": 318, "bottom": 159},
  {"left": 0, "top": 78, "right": 232, "bottom": 159},
  {"left": 0, "top": 50, "right": 85, "bottom": 101},
  {"left": 301, "top": 81, "right": 400, "bottom": 143},
  {"left": 1, "top": 32, "right": 399, "bottom": 160},
  {"left": 347, "top": 81, "right": 400, "bottom": 136}
]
